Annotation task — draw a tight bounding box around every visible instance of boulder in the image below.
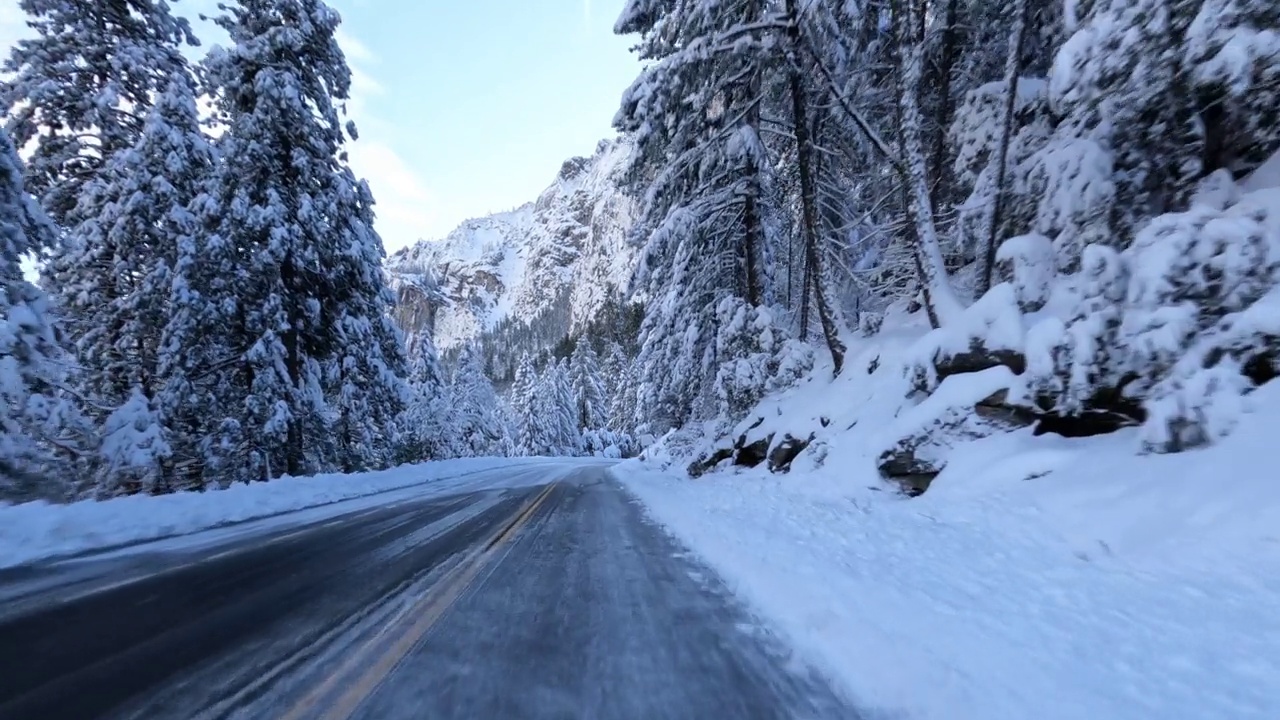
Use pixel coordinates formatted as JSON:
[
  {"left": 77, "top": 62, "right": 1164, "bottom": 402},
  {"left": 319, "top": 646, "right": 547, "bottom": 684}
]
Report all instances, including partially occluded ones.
[
  {"left": 935, "top": 346, "right": 1027, "bottom": 380},
  {"left": 975, "top": 388, "right": 1039, "bottom": 427},
  {"left": 878, "top": 377, "right": 1035, "bottom": 496},
  {"left": 1244, "top": 351, "right": 1278, "bottom": 386},
  {"left": 1030, "top": 381, "right": 1147, "bottom": 438},
  {"left": 687, "top": 446, "right": 734, "bottom": 478},
  {"left": 735, "top": 434, "right": 773, "bottom": 468},
  {"left": 767, "top": 434, "right": 813, "bottom": 474}
]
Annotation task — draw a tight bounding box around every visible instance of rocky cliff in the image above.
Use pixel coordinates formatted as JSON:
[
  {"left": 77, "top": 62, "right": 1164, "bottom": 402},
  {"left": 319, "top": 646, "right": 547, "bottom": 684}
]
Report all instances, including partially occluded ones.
[{"left": 386, "top": 138, "right": 637, "bottom": 353}]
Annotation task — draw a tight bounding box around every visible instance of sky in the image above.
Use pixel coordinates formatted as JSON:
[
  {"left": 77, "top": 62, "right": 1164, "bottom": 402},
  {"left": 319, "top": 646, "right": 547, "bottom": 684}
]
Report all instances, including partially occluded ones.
[{"left": 0, "top": 0, "right": 642, "bottom": 254}]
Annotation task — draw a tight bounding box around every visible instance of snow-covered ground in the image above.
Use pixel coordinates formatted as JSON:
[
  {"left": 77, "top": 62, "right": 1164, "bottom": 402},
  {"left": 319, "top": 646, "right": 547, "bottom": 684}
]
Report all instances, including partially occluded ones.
[
  {"left": 0, "top": 457, "right": 608, "bottom": 570},
  {"left": 616, "top": 343, "right": 1280, "bottom": 720}
]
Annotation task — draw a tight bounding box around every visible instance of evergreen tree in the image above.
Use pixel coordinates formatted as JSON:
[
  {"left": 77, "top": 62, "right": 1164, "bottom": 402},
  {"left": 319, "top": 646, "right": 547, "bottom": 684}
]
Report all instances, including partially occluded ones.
[
  {"left": 0, "top": 128, "right": 95, "bottom": 502},
  {"left": 195, "top": 0, "right": 409, "bottom": 480},
  {"left": 397, "top": 330, "right": 453, "bottom": 464},
  {"left": 511, "top": 352, "right": 545, "bottom": 456},
  {"left": 548, "top": 358, "right": 581, "bottom": 456},
  {"left": 0, "top": 0, "right": 196, "bottom": 226},
  {"left": 51, "top": 73, "right": 214, "bottom": 493},
  {"left": 99, "top": 387, "right": 172, "bottom": 495},
  {"left": 1033, "top": 0, "right": 1280, "bottom": 269},
  {"left": 451, "top": 343, "right": 507, "bottom": 457},
  {"left": 607, "top": 354, "right": 639, "bottom": 437},
  {"left": 615, "top": 0, "right": 780, "bottom": 432},
  {"left": 568, "top": 340, "right": 606, "bottom": 431},
  {"left": 154, "top": 193, "right": 238, "bottom": 490}
]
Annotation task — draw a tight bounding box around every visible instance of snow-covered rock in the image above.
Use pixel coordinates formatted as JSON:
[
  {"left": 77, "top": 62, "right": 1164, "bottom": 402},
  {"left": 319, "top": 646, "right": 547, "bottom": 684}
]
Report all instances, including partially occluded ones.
[{"left": 386, "top": 138, "right": 637, "bottom": 350}]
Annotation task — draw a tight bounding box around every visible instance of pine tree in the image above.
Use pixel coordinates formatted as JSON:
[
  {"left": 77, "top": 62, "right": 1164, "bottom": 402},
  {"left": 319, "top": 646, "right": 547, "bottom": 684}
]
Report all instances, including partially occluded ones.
[
  {"left": 568, "top": 340, "right": 606, "bottom": 432},
  {"left": 450, "top": 344, "right": 506, "bottom": 457},
  {"left": 154, "top": 192, "right": 241, "bottom": 490},
  {"left": 615, "top": 0, "right": 780, "bottom": 432},
  {"left": 0, "top": 128, "right": 95, "bottom": 502},
  {"left": 559, "top": 358, "right": 582, "bottom": 455},
  {"left": 99, "top": 387, "right": 172, "bottom": 495},
  {"left": 511, "top": 352, "right": 544, "bottom": 456},
  {"left": 975, "top": 0, "right": 1033, "bottom": 295},
  {"left": 49, "top": 72, "right": 214, "bottom": 494},
  {"left": 1032, "top": 0, "right": 1280, "bottom": 269},
  {"left": 397, "top": 330, "right": 452, "bottom": 464},
  {"left": 196, "top": 0, "right": 409, "bottom": 479},
  {"left": 0, "top": 0, "right": 196, "bottom": 226},
  {"left": 606, "top": 349, "right": 639, "bottom": 437},
  {"left": 779, "top": 0, "right": 847, "bottom": 368},
  {"left": 888, "top": 0, "right": 967, "bottom": 327},
  {"left": 537, "top": 358, "right": 580, "bottom": 456}
]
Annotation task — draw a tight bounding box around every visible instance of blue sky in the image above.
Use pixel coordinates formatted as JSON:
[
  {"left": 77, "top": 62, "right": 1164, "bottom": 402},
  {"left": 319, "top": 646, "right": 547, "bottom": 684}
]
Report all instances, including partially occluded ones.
[
  {"left": 0, "top": 0, "right": 642, "bottom": 253},
  {"left": 329, "top": 0, "right": 641, "bottom": 251}
]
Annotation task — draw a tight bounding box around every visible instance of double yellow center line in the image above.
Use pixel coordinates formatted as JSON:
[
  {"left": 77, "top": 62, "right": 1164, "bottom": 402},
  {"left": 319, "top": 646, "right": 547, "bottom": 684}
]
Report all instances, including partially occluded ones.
[{"left": 280, "top": 482, "right": 559, "bottom": 720}]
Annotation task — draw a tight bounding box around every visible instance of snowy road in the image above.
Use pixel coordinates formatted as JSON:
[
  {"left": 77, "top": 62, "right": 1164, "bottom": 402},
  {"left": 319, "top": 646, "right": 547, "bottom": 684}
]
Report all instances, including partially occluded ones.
[{"left": 0, "top": 466, "right": 856, "bottom": 720}]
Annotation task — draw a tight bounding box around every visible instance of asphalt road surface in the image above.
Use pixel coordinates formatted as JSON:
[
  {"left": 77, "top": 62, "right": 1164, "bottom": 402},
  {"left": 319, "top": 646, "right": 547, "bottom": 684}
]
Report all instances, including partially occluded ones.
[{"left": 0, "top": 465, "right": 860, "bottom": 720}]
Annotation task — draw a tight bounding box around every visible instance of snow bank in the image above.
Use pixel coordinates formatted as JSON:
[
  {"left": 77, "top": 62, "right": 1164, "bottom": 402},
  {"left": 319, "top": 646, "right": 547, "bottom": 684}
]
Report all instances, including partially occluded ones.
[
  {"left": 617, "top": 339, "right": 1280, "bottom": 720},
  {"left": 0, "top": 457, "right": 583, "bottom": 569}
]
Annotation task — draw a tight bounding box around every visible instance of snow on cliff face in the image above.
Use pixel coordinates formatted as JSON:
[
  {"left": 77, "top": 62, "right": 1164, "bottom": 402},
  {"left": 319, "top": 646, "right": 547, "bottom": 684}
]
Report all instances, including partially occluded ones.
[{"left": 386, "top": 138, "right": 636, "bottom": 349}]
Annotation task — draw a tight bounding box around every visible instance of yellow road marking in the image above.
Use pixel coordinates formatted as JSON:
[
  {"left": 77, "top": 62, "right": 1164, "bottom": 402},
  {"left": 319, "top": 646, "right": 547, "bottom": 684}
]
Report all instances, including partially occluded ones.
[{"left": 278, "top": 482, "right": 558, "bottom": 720}]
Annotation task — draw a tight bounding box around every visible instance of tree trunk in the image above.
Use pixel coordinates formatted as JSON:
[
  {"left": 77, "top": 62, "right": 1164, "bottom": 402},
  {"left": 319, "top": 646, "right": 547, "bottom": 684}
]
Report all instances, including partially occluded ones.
[
  {"left": 281, "top": 249, "right": 304, "bottom": 478},
  {"left": 785, "top": 0, "right": 846, "bottom": 375},
  {"left": 978, "top": 0, "right": 1030, "bottom": 295},
  {"left": 893, "top": 0, "right": 965, "bottom": 328},
  {"left": 799, "top": 246, "right": 813, "bottom": 339},
  {"left": 740, "top": 6, "right": 765, "bottom": 309},
  {"left": 743, "top": 188, "right": 763, "bottom": 307},
  {"left": 927, "top": 0, "right": 963, "bottom": 212}
]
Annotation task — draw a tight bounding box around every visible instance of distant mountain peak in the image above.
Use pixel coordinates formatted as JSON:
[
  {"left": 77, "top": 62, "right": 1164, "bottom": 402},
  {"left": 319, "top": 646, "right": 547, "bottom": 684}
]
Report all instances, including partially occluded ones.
[{"left": 386, "top": 137, "right": 637, "bottom": 352}]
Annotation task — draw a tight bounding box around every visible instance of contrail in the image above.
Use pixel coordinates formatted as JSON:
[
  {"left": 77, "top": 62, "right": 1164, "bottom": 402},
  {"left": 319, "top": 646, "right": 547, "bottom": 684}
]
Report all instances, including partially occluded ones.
[{"left": 583, "top": 0, "right": 593, "bottom": 29}]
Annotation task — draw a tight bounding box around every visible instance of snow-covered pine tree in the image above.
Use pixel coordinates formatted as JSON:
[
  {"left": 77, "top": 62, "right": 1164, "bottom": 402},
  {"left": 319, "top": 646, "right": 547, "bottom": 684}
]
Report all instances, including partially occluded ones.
[
  {"left": 536, "top": 358, "right": 580, "bottom": 456},
  {"left": 0, "top": 0, "right": 196, "bottom": 227},
  {"left": 510, "top": 352, "right": 543, "bottom": 456},
  {"left": 600, "top": 340, "right": 638, "bottom": 438},
  {"left": 886, "top": 0, "right": 967, "bottom": 327},
  {"left": 99, "top": 387, "right": 172, "bottom": 495},
  {"left": 951, "top": 76, "right": 1053, "bottom": 299},
  {"left": 197, "top": 0, "right": 409, "bottom": 479},
  {"left": 554, "top": 358, "right": 582, "bottom": 455},
  {"left": 1032, "top": 0, "right": 1280, "bottom": 271},
  {"left": 778, "top": 0, "right": 847, "bottom": 369},
  {"left": 615, "top": 0, "right": 780, "bottom": 432},
  {"left": 712, "top": 296, "right": 814, "bottom": 426},
  {"left": 450, "top": 343, "right": 507, "bottom": 457},
  {"left": 154, "top": 190, "right": 242, "bottom": 491},
  {"left": 493, "top": 402, "right": 518, "bottom": 458},
  {"left": 0, "top": 129, "right": 95, "bottom": 502},
  {"left": 397, "top": 329, "right": 453, "bottom": 464},
  {"left": 607, "top": 356, "right": 639, "bottom": 438},
  {"left": 50, "top": 72, "right": 215, "bottom": 495},
  {"left": 601, "top": 341, "right": 628, "bottom": 397},
  {"left": 330, "top": 297, "right": 411, "bottom": 473},
  {"left": 568, "top": 340, "right": 606, "bottom": 432},
  {"left": 1012, "top": 0, "right": 1280, "bottom": 434}
]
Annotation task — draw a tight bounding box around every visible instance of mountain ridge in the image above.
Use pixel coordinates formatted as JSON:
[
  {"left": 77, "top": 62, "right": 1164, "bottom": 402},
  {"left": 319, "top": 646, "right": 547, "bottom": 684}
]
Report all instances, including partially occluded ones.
[{"left": 386, "top": 137, "right": 637, "bottom": 356}]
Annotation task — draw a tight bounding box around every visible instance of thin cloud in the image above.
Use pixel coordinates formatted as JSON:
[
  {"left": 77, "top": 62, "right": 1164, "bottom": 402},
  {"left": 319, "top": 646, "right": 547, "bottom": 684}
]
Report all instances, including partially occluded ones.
[
  {"left": 347, "top": 141, "right": 444, "bottom": 252},
  {"left": 335, "top": 27, "right": 442, "bottom": 252},
  {"left": 335, "top": 27, "right": 375, "bottom": 64}
]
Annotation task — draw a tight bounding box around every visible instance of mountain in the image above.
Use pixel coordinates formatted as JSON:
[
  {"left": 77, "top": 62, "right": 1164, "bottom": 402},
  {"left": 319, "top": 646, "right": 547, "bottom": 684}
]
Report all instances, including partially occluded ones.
[{"left": 386, "top": 138, "right": 637, "bottom": 358}]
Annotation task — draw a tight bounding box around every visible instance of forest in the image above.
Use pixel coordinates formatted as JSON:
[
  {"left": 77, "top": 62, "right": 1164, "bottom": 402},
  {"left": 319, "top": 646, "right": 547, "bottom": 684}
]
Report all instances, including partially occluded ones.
[{"left": 2, "top": 0, "right": 1278, "bottom": 503}]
